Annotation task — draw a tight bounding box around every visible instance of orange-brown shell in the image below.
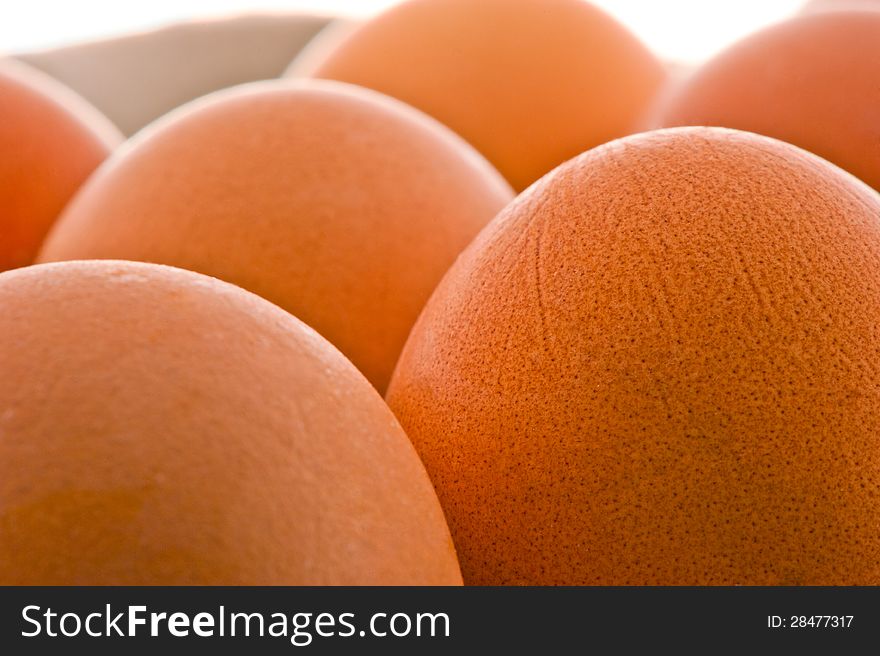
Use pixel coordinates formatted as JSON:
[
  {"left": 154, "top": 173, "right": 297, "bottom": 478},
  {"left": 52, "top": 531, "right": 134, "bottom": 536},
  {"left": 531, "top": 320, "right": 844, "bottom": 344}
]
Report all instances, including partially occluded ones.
[
  {"left": 300, "top": 0, "right": 665, "bottom": 191},
  {"left": 0, "top": 260, "right": 461, "bottom": 585},
  {"left": 652, "top": 11, "right": 880, "bottom": 191},
  {"left": 38, "top": 80, "right": 512, "bottom": 392},
  {"left": 0, "top": 61, "right": 121, "bottom": 272},
  {"left": 387, "top": 127, "right": 880, "bottom": 585}
]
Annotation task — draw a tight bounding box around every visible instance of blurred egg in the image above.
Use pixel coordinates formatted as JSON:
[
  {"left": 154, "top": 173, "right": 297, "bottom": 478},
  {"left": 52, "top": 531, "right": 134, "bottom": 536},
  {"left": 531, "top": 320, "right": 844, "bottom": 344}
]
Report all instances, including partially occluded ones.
[
  {"left": 387, "top": 127, "right": 880, "bottom": 585},
  {"left": 38, "top": 80, "right": 512, "bottom": 392},
  {"left": 297, "top": 0, "right": 665, "bottom": 191},
  {"left": 652, "top": 11, "right": 880, "bottom": 190},
  {"left": 17, "top": 13, "right": 335, "bottom": 135},
  {"left": 0, "top": 60, "right": 121, "bottom": 273},
  {"left": 0, "top": 260, "right": 461, "bottom": 585}
]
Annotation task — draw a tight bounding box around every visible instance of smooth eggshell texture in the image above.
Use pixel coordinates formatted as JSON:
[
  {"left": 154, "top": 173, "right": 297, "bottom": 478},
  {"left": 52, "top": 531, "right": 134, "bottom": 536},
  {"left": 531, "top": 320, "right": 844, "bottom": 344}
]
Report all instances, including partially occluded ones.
[
  {"left": 38, "top": 80, "right": 512, "bottom": 392},
  {"left": 299, "top": 0, "right": 665, "bottom": 191},
  {"left": 652, "top": 11, "right": 880, "bottom": 191},
  {"left": 17, "top": 13, "right": 334, "bottom": 135},
  {"left": 387, "top": 127, "right": 880, "bottom": 585},
  {"left": 0, "top": 260, "right": 461, "bottom": 585},
  {"left": 0, "top": 60, "right": 121, "bottom": 272}
]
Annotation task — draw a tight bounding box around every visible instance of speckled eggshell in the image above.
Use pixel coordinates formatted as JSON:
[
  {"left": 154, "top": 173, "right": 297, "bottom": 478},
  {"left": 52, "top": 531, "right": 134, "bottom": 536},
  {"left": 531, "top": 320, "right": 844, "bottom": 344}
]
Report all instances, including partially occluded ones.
[
  {"left": 0, "top": 260, "right": 461, "bottom": 585},
  {"left": 387, "top": 127, "right": 880, "bottom": 585},
  {"left": 653, "top": 11, "right": 880, "bottom": 191},
  {"left": 0, "top": 60, "right": 121, "bottom": 272},
  {"left": 38, "top": 79, "right": 512, "bottom": 392},
  {"left": 299, "top": 0, "right": 665, "bottom": 191}
]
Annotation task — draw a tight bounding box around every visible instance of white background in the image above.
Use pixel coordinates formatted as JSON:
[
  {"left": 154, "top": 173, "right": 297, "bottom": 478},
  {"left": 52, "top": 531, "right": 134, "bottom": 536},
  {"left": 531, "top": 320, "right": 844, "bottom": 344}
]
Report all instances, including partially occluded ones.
[{"left": 3, "top": 0, "right": 807, "bottom": 64}]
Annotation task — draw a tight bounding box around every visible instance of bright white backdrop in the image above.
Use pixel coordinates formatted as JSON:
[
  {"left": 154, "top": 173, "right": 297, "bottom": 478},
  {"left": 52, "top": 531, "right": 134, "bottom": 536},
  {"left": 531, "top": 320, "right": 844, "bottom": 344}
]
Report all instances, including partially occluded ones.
[{"left": 4, "top": 0, "right": 806, "bottom": 63}]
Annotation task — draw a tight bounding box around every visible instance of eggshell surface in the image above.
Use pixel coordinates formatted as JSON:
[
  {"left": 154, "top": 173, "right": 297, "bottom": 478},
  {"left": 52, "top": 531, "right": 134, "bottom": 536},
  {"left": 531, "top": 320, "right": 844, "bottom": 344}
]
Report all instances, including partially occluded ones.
[
  {"left": 38, "top": 80, "right": 513, "bottom": 392},
  {"left": 0, "top": 60, "right": 120, "bottom": 272},
  {"left": 387, "top": 127, "right": 880, "bottom": 585},
  {"left": 0, "top": 260, "right": 461, "bottom": 585},
  {"left": 653, "top": 12, "right": 880, "bottom": 191},
  {"left": 300, "top": 0, "right": 665, "bottom": 191}
]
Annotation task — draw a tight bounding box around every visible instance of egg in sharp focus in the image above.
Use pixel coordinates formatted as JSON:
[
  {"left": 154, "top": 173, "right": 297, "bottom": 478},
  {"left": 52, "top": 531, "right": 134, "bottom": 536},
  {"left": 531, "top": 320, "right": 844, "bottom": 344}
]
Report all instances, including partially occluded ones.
[
  {"left": 295, "top": 0, "right": 666, "bottom": 191},
  {"left": 0, "top": 60, "right": 121, "bottom": 273},
  {"left": 0, "top": 260, "right": 462, "bottom": 585},
  {"left": 38, "top": 79, "right": 513, "bottom": 392},
  {"left": 387, "top": 126, "right": 880, "bottom": 585},
  {"left": 652, "top": 11, "right": 880, "bottom": 191}
]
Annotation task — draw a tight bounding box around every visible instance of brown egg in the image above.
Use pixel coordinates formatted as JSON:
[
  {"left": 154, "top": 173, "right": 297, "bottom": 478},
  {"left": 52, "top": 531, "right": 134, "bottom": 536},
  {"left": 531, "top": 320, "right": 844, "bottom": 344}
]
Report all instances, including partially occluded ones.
[
  {"left": 17, "top": 13, "right": 335, "bottom": 136},
  {"left": 387, "top": 127, "right": 880, "bottom": 585},
  {"left": 298, "top": 0, "right": 665, "bottom": 191},
  {"left": 652, "top": 11, "right": 880, "bottom": 190},
  {"left": 38, "top": 80, "right": 512, "bottom": 392},
  {"left": 0, "top": 260, "right": 461, "bottom": 585},
  {"left": 0, "top": 60, "right": 120, "bottom": 273}
]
